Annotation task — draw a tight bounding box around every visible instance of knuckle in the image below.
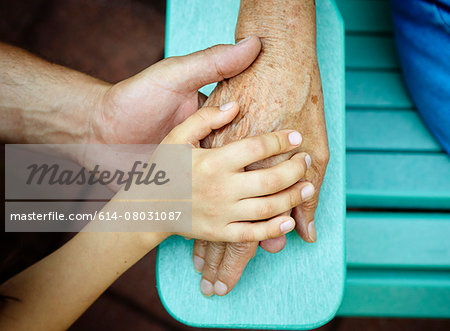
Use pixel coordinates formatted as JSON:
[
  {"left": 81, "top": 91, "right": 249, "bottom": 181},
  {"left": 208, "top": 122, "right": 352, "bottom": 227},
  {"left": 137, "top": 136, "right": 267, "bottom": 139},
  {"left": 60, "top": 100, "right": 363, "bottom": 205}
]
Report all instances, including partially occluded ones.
[
  {"left": 301, "top": 195, "right": 319, "bottom": 212},
  {"left": 263, "top": 132, "right": 283, "bottom": 155},
  {"left": 203, "top": 46, "right": 225, "bottom": 80},
  {"left": 272, "top": 133, "right": 284, "bottom": 153},
  {"left": 220, "top": 261, "right": 236, "bottom": 276},
  {"left": 262, "top": 173, "right": 282, "bottom": 192},
  {"left": 198, "top": 158, "right": 216, "bottom": 175},
  {"left": 287, "top": 189, "right": 300, "bottom": 209},
  {"left": 315, "top": 150, "right": 330, "bottom": 168},
  {"left": 290, "top": 158, "right": 305, "bottom": 179},
  {"left": 201, "top": 198, "right": 223, "bottom": 221},
  {"left": 196, "top": 108, "right": 211, "bottom": 123},
  {"left": 265, "top": 225, "right": 276, "bottom": 240},
  {"left": 256, "top": 203, "right": 275, "bottom": 219},
  {"left": 204, "top": 258, "right": 220, "bottom": 273},
  {"left": 228, "top": 242, "right": 257, "bottom": 257},
  {"left": 249, "top": 138, "right": 268, "bottom": 158},
  {"left": 239, "top": 230, "right": 256, "bottom": 243}
]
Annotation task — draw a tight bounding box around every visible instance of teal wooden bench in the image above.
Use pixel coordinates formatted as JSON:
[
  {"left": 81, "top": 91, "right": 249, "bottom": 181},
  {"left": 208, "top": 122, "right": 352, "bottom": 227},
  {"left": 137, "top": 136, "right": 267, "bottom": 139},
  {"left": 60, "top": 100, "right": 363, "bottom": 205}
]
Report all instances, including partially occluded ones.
[
  {"left": 157, "top": 0, "right": 345, "bottom": 329},
  {"left": 335, "top": 0, "right": 450, "bottom": 318},
  {"left": 156, "top": 0, "right": 450, "bottom": 328}
]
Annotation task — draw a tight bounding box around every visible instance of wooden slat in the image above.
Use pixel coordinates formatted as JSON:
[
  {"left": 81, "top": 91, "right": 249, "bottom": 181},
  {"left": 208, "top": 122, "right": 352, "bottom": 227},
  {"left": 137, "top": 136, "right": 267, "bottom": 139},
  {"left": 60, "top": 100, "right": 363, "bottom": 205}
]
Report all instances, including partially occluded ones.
[
  {"left": 335, "top": 0, "right": 393, "bottom": 33},
  {"left": 346, "top": 35, "right": 398, "bottom": 69},
  {"left": 338, "top": 269, "right": 450, "bottom": 317},
  {"left": 346, "top": 152, "right": 450, "bottom": 209},
  {"left": 346, "top": 71, "right": 413, "bottom": 108},
  {"left": 346, "top": 212, "right": 450, "bottom": 268},
  {"left": 346, "top": 109, "right": 442, "bottom": 152}
]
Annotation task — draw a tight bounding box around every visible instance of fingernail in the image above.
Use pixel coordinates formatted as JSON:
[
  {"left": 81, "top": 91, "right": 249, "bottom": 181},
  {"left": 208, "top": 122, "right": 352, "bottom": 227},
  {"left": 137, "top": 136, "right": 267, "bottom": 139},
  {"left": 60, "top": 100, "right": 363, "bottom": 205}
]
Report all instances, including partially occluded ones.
[
  {"left": 200, "top": 279, "right": 214, "bottom": 296},
  {"left": 280, "top": 220, "right": 295, "bottom": 233},
  {"left": 214, "top": 281, "right": 228, "bottom": 296},
  {"left": 288, "top": 131, "right": 302, "bottom": 145},
  {"left": 308, "top": 221, "right": 317, "bottom": 242},
  {"left": 193, "top": 256, "right": 204, "bottom": 273},
  {"left": 236, "top": 36, "right": 251, "bottom": 45},
  {"left": 301, "top": 183, "right": 314, "bottom": 200},
  {"left": 220, "top": 102, "right": 234, "bottom": 111},
  {"left": 305, "top": 154, "right": 311, "bottom": 169}
]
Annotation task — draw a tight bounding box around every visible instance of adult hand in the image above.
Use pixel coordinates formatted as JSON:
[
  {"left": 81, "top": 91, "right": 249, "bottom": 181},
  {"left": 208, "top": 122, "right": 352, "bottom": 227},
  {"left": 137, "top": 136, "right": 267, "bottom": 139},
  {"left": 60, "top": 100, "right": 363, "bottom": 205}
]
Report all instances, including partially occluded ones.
[
  {"left": 194, "top": 55, "right": 328, "bottom": 296},
  {"left": 192, "top": 0, "right": 329, "bottom": 297},
  {"left": 75, "top": 37, "right": 264, "bottom": 190},
  {"left": 0, "top": 38, "right": 262, "bottom": 162},
  {"left": 87, "top": 36, "right": 262, "bottom": 146}
]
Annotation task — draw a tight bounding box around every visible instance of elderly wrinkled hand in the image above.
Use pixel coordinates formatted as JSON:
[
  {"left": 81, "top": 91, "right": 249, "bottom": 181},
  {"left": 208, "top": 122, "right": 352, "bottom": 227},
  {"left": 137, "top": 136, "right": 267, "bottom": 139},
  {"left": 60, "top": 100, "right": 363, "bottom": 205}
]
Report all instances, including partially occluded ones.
[{"left": 193, "top": 3, "right": 329, "bottom": 295}]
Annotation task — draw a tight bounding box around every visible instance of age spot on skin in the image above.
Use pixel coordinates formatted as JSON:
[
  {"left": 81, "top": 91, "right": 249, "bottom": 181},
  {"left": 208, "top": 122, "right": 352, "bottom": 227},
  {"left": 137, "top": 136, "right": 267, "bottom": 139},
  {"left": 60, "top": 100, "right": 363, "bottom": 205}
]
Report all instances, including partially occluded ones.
[{"left": 311, "top": 95, "right": 318, "bottom": 105}]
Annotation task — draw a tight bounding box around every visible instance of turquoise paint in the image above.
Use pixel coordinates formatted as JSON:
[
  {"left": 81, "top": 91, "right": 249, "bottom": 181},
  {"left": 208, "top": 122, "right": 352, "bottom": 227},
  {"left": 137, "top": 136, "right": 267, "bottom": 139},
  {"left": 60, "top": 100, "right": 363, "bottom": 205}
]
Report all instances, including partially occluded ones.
[{"left": 156, "top": 0, "right": 346, "bottom": 329}]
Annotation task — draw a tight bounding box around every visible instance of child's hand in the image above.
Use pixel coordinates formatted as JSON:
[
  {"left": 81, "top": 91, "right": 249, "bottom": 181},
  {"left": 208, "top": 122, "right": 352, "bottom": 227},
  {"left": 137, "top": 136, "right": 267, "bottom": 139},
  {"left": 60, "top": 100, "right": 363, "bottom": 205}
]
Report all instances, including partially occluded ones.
[{"left": 162, "top": 102, "right": 314, "bottom": 242}]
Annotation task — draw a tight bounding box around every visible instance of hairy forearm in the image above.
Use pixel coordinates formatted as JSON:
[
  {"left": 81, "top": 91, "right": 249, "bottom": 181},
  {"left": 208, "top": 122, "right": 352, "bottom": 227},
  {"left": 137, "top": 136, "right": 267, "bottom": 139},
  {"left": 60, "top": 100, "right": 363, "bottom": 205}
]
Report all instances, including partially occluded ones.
[
  {"left": 0, "top": 230, "right": 166, "bottom": 331},
  {"left": 0, "top": 42, "right": 109, "bottom": 144}
]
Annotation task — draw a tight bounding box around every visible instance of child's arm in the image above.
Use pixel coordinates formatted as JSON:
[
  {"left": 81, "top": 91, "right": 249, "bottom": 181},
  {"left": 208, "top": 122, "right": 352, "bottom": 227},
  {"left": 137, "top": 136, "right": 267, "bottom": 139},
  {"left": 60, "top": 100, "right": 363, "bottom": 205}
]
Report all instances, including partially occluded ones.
[
  {"left": 0, "top": 102, "right": 310, "bottom": 330},
  {"left": 0, "top": 231, "right": 168, "bottom": 331}
]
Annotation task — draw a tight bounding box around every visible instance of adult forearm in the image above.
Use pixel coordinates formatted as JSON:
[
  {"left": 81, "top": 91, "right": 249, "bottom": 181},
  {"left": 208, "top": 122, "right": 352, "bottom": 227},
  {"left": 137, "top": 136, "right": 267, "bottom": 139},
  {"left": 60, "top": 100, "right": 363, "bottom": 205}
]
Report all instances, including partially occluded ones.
[
  {"left": 202, "top": 0, "right": 322, "bottom": 150},
  {"left": 236, "top": 0, "right": 317, "bottom": 63},
  {"left": 0, "top": 42, "right": 109, "bottom": 144}
]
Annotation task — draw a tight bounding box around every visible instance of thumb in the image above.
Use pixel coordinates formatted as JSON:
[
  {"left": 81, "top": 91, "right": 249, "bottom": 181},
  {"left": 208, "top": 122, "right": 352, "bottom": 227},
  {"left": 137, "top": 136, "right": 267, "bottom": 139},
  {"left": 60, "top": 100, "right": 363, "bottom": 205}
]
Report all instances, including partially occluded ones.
[
  {"left": 259, "top": 234, "right": 287, "bottom": 253},
  {"left": 159, "top": 36, "right": 261, "bottom": 92},
  {"left": 163, "top": 102, "right": 239, "bottom": 145}
]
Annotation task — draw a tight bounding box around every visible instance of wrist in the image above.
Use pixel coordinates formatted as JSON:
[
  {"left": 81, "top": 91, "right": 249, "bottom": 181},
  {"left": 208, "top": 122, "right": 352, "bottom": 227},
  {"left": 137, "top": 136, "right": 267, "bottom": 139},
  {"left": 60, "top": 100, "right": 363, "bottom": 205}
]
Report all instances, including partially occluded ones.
[
  {"left": 236, "top": 0, "right": 317, "bottom": 63},
  {"left": 57, "top": 80, "right": 111, "bottom": 165},
  {"left": 138, "top": 232, "right": 171, "bottom": 251},
  {"left": 60, "top": 79, "right": 111, "bottom": 163},
  {"left": 56, "top": 78, "right": 110, "bottom": 145}
]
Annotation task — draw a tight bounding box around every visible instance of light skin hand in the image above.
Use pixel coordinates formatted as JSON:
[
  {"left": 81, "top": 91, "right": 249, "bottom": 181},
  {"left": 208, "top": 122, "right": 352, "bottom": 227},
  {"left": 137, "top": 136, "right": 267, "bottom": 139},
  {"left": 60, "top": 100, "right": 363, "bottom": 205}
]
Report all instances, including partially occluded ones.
[
  {"left": 0, "top": 37, "right": 262, "bottom": 150},
  {"left": 158, "top": 102, "right": 313, "bottom": 242},
  {"left": 87, "top": 37, "right": 263, "bottom": 148},
  {"left": 0, "top": 96, "right": 311, "bottom": 331},
  {"left": 193, "top": 0, "right": 329, "bottom": 296},
  {"left": 0, "top": 37, "right": 270, "bottom": 192}
]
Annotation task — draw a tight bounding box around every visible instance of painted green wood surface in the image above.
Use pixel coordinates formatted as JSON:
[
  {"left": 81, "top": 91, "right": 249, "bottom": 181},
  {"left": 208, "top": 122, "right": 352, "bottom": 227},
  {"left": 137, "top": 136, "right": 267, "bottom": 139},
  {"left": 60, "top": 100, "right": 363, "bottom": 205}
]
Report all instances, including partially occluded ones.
[
  {"left": 346, "top": 36, "right": 398, "bottom": 69},
  {"left": 159, "top": 0, "right": 450, "bottom": 323},
  {"left": 346, "top": 212, "right": 450, "bottom": 268},
  {"left": 338, "top": 269, "right": 450, "bottom": 318},
  {"left": 338, "top": 0, "right": 450, "bottom": 318},
  {"left": 346, "top": 71, "right": 413, "bottom": 109},
  {"left": 346, "top": 110, "right": 442, "bottom": 152},
  {"left": 342, "top": 0, "right": 450, "bottom": 210},
  {"left": 347, "top": 152, "right": 450, "bottom": 209},
  {"left": 157, "top": 0, "right": 345, "bottom": 329},
  {"left": 335, "top": 0, "right": 392, "bottom": 33}
]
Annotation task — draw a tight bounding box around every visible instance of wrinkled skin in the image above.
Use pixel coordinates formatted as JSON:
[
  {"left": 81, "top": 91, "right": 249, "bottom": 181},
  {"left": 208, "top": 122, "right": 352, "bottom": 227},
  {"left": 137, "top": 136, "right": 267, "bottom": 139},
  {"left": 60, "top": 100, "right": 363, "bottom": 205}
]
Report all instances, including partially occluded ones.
[
  {"left": 193, "top": 0, "right": 330, "bottom": 297},
  {"left": 202, "top": 50, "right": 324, "bottom": 170}
]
